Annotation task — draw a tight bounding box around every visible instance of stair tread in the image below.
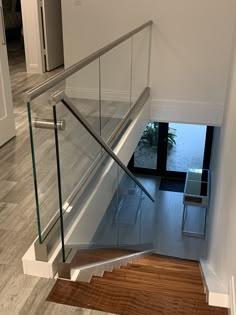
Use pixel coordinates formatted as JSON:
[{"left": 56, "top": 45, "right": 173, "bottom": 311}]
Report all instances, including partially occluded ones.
[
  {"left": 48, "top": 254, "right": 228, "bottom": 315},
  {"left": 136, "top": 255, "right": 200, "bottom": 269},
  {"left": 101, "top": 272, "right": 204, "bottom": 293},
  {"left": 104, "top": 268, "right": 203, "bottom": 285},
  {"left": 91, "top": 276, "right": 205, "bottom": 299},
  {"left": 123, "top": 262, "right": 201, "bottom": 276},
  {"left": 48, "top": 279, "right": 228, "bottom": 315}
]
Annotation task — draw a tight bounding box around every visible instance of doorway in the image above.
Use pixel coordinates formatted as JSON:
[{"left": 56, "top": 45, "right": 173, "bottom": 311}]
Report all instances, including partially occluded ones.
[
  {"left": 2, "top": 0, "right": 26, "bottom": 72},
  {"left": 129, "top": 122, "right": 214, "bottom": 179}
]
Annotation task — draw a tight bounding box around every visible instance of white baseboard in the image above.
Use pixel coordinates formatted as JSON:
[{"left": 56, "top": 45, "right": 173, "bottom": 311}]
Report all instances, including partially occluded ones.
[
  {"left": 65, "top": 90, "right": 223, "bottom": 126},
  {"left": 65, "top": 87, "right": 140, "bottom": 102},
  {"left": 26, "top": 63, "right": 44, "bottom": 74},
  {"left": 151, "top": 99, "right": 224, "bottom": 126},
  {"left": 200, "top": 260, "right": 229, "bottom": 308},
  {"left": 229, "top": 276, "right": 236, "bottom": 315}
]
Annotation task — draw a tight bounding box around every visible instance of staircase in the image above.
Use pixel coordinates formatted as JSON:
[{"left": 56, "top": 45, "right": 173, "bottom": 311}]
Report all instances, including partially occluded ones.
[{"left": 47, "top": 254, "right": 228, "bottom": 315}]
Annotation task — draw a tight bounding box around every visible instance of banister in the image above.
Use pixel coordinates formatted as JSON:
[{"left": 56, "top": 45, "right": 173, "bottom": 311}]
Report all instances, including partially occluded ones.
[
  {"left": 26, "top": 20, "right": 153, "bottom": 102},
  {"left": 52, "top": 91, "right": 155, "bottom": 203}
]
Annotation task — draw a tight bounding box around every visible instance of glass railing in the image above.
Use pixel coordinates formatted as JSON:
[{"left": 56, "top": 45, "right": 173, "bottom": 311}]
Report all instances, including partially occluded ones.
[
  {"left": 91, "top": 171, "right": 155, "bottom": 248},
  {"left": 52, "top": 97, "right": 155, "bottom": 263},
  {"left": 26, "top": 21, "right": 153, "bottom": 260}
]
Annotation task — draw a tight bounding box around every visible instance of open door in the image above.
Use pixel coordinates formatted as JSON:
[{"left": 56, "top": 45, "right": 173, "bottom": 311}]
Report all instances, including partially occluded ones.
[
  {"left": 41, "top": 0, "right": 64, "bottom": 71},
  {"left": 0, "top": 0, "right": 15, "bottom": 147}
]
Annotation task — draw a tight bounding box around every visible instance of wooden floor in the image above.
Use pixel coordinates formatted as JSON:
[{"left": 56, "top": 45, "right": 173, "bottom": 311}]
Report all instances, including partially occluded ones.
[{"left": 48, "top": 254, "right": 227, "bottom": 315}]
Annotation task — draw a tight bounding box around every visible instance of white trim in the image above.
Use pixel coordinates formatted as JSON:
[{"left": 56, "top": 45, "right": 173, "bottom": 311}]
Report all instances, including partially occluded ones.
[
  {"left": 71, "top": 249, "right": 154, "bottom": 282},
  {"left": 200, "top": 260, "right": 229, "bottom": 308},
  {"left": 21, "top": 0, "right": 45, "bottom": 74},
  {"left": 65, "top": 87, "right": 141, "bottom": 102},
  {"left": 27, "top": 64, "right": 44, "bottom": 74},
  {"left": 150, "top": 99, "right": 224, "bottom": 126},
  {"left": 229, "top": 276, "right": 236, "bottom": 315}
]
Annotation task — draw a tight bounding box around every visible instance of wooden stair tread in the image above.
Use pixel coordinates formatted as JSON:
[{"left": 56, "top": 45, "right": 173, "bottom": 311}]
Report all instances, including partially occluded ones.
[
  {"left": 122, "top": 262, "right": 202, "bottom": 277},
  {"left": 99, "top": 273, "right": 204, "bottom": 296},
  {"left": 104, "top": 268, "right": 203, "bottom": 286},
  {"left": 136, "top": 256, "right": 200, "bottom": 270},
  {"left": 91, "top": 276, "right": 205, "bottom": 299},
  {"left": 48, "top": 279, "right": 227, "bottom": 315},
  {"left": 47, "top": 254, "right": 228, "bottom": 314}
]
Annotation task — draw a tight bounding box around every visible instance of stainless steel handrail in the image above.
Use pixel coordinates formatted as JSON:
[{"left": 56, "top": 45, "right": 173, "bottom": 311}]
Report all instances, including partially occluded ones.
[
  {"left": 58, "top": 94, "right": 155, "bottom": 203},
  {"left": 26, "top": 20, "right": 153, "bottom": 102},
  {"left": 49, "top": 87, "right": 151, "bottom": 210}
]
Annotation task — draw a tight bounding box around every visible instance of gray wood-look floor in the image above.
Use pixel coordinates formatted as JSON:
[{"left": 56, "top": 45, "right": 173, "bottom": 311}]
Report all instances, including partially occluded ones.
[{"left": 0, "top": 49, "right": 114, "bottom": 315}]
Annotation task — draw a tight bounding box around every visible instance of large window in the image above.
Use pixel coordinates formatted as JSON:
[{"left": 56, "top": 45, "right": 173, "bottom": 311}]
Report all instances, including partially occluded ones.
[{"left": 129, "top": 122, "right": 213, "bottom": 178}]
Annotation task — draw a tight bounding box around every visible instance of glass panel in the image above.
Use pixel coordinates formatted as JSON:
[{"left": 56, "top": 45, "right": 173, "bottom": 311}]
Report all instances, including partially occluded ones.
[
  {"left": 65, "top": 60, "right": 100, "bottom": 135},
  {"left": 28, "top": 81, "right": 66, "bottom": 243},
  {"left": 27, "top": 61, "right": 100, "bottom": 244},
  {"left": 100, "top": 40, "right": 132, "bottom": 141},
  {"left": 89, "top": 158, "right": 120, "bottom": 247},
  {"left": 27, "top": 26, "right": 153, "bottom": 250},
  {"left": 167, "top": 123, "right": 207, "bottom": 172},
  {"left": 62, "top": 151, "right": 121, "bottom": 250},
  {"left": 117, "top": 169, "right": 144, "bottom": 246},
  {"left": 55, "top": 101, "right": 101, "bottom": 211},
  {"left": 134, "top": 122, "right": 158, "bottom": 169},
  {"left": 131, "top": 27, "right": 150, "bottom": 105},
  {"left": 54, "top": 102, "right": 154, "bottom": 259}
]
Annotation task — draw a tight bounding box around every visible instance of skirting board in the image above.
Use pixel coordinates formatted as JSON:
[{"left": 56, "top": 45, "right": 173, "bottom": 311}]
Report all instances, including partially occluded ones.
[
  {"left": 26, "top": 63, "right": 44, "bottom": 74},
  {"left": 151, "top": 99, "right": 224, "bottom": 126},
  {"left": 229, "top": 276, "right": 236, "bottom": 315},
  {"left": 200, "top": 260, "right": 229, "bottom": 308},
  {"left": 65, "top": 89, "right": 224, "bottom": 126},
  {"left": 65, "top": 87, "right": 141, "bottom": 103}
]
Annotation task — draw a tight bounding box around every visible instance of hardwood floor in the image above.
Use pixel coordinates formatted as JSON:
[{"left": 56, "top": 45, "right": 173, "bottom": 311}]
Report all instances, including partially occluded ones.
[{"left": 47, "top": 254, "right": 227, "bottom": 315}]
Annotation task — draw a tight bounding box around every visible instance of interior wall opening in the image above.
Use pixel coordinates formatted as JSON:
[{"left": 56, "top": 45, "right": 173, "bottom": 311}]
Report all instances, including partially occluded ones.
[
  {"left": 129, "top": 121, "right": 214, "bottom": 181},
  {"left": 3, "top": 0, "right": 26, "bottom": 75}
]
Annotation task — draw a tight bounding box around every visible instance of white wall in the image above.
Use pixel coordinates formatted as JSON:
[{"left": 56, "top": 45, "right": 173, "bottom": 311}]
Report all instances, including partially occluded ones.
[
  {"left": 207, "top": 27, "right": 236, "bottom": 310},
  {"left": 21, "top": 0, "right": 45, "bottom": 73},
  {"left": 61, "top": 0, "right": 236, "bottom": 125}
]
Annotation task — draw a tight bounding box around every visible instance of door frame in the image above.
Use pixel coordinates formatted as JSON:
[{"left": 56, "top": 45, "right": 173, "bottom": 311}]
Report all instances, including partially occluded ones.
[
  {"left": 128, "top": 123, "right": 214, "bottom": 179},
  {"left": 0, "top": 0, "right": 16, "bottom": 147}
]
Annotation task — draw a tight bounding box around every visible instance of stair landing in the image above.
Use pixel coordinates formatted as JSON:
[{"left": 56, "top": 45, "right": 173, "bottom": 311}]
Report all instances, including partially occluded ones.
[{"left": 47, "top": 254, "right": 228, "bottom": 315}]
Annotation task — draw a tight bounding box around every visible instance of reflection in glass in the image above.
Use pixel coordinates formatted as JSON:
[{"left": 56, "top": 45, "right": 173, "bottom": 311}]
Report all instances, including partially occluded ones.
[
  {"left": 167, "top": 123, "right": 206, "bottom": 172},
  {"left": 134, "top": 122, "right": 159, "bottom": 169}
]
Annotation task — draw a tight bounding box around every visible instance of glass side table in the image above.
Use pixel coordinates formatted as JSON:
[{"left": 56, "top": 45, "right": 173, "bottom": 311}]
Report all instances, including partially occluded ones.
[{"left": 182, "top": 169, "right": 210, "bottom": 237}]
